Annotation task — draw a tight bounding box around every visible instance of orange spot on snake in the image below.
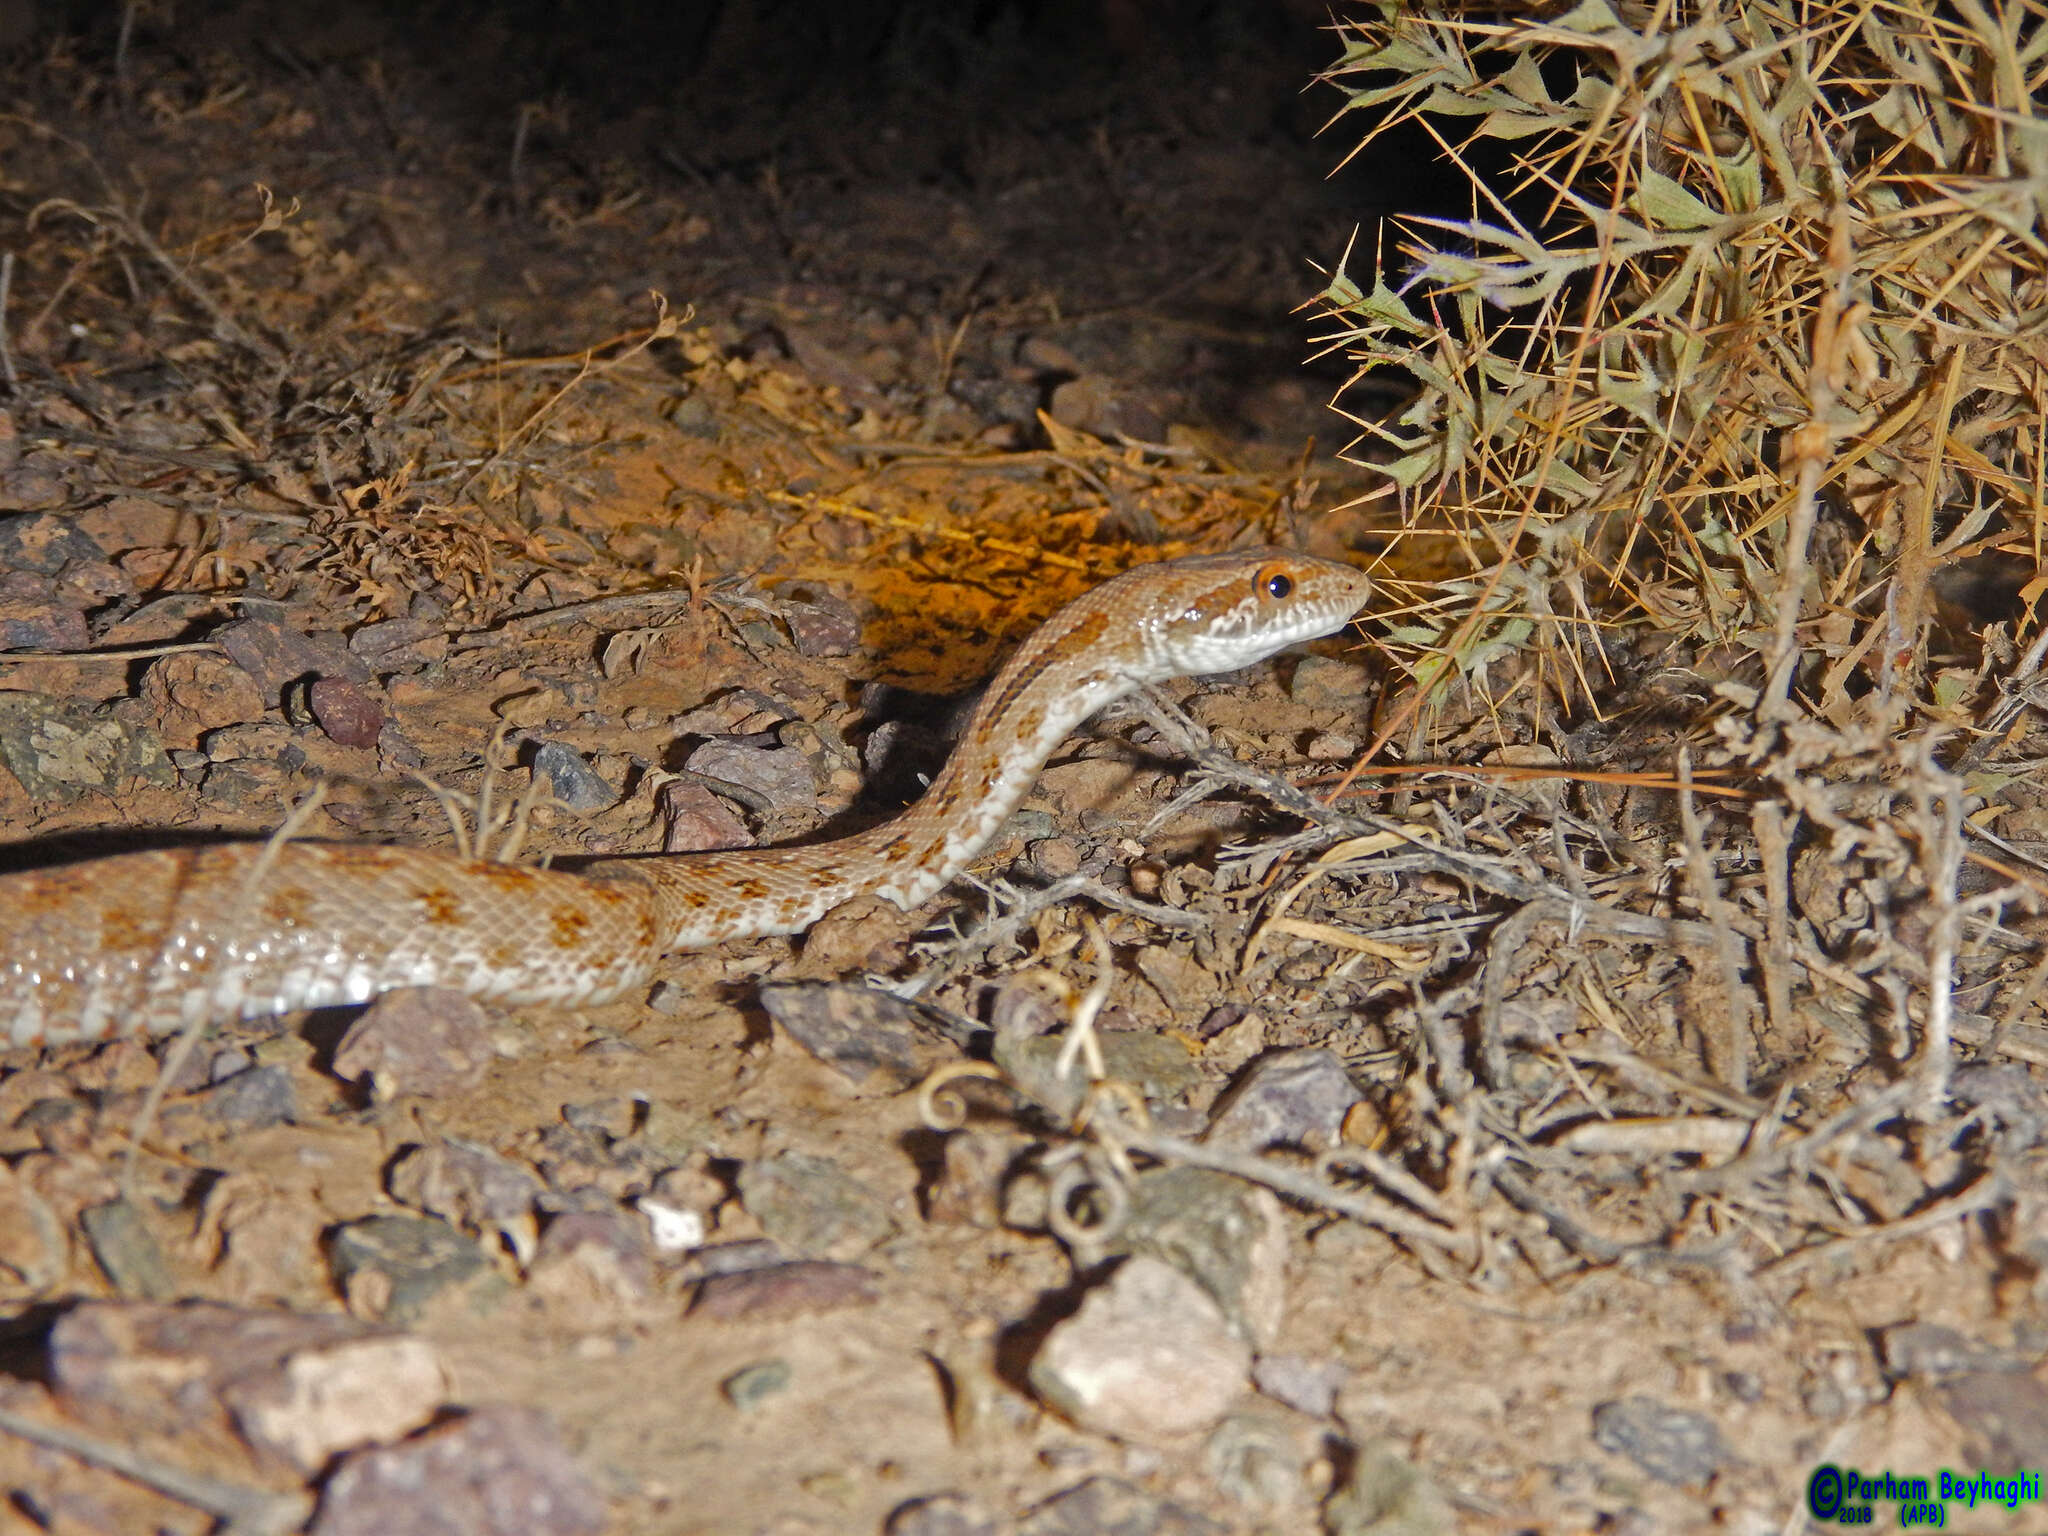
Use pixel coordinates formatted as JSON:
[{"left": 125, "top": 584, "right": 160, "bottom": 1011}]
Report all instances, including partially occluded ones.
[
  {"left": 262, "top": 884, "right": 317, "bottom": 927},
  {"left": 30, "top": 864, "right": 101, "bottom": 901},
  {"left": 550, "top": 906, "right": 591, "bottom": 947},
  {"left": 416, "top": 887, "right": 463, "bottom": 926},
  {"left": 97, "top": 899, "right": 163, "bottom": 954}
]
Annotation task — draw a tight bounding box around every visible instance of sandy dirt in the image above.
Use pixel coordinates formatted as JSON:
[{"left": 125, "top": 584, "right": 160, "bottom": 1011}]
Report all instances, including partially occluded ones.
[{"left": 0, "top": 5, "right": 2043, "bottom": 1535}]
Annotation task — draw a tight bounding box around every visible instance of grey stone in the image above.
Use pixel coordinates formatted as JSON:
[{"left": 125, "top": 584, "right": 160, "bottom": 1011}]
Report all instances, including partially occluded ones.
[
  {"left": 689, "top": 1259, "right": 879, "bottom": 1320},
  {"left": 1252, "top": 1353, "right": 1349, "bottom": 1418},
  {"left": 992, "top": 1030, "right": 1200, "bottom": 1120},
  {"left": 1205, "top": 1048, "right": 1362, "bottom": 1153},
  {"left": 0, "top": 569, "right": 89, "bottom": 650},
  {"left": 722, "top": 1359, "right": 792, "bottom": 1410},
  {"left": 884, "top": 1491, "right": 1003, "bottom": 1536},
  {"left": 1016, "top": 1476, "right": 1224, "bottom": 1536},
  {"left": 561, "top": 1097, "right": 638, "bottom": 1139},
  {"left": 0, "top": 693, "right": 174, "bottom": 802},
  {"left": 195, "top": 1064, "right": 297, "bottom": 1129},
  {"left": 685, "top": 738, "right": 816, "bottom": 815},
  {"left": 529, "top": 1208, "right": 654, "bottom": 1302},
  {"left": 1029, "top": 1255, "right": 1251, "bottom": 1442},
  {"left": 1116, "top": 1166, "right": 1289, "bottom": 1350},
  {"left": 1879, "top": 1322, "right": 2011, "bottom": 1382},
  {"left": 333, "top": 989, "right": 497, "bottom": 1102},
  {"left": 761, "top": 981, "right": 947, "bottom": 1092},
  {"left": 349, "top": 617, "right": 448, "bottom": 670},
  {"left": 738, "top": 1151, "right": 898, "bottom": 1260},
  {"left": 530, "top": 739, "right": 618, "bottom": 812},
  {"left": 328, "top": 1215, "right": 489, "bottom": 1322},
  {"left": 927, "top": 1130, "right": 1033, "bottom": 1229},
  {"left": 1322, "top": 1439, "right": 1456, "bottom": 1536},
  {"left": 1935, "top": 1369, "right": 2048, "bottom": 1473},
  {"left": 80, "top": 1199, "right": 177, "bottom": 1301},
  {"left": 0, "top": 512, "right": 112, "bottom": 575},
  {"left": 1591, "top": 1396, "right": 1729, "bottom": 1486},
  {"left": 310, "top": 1405, "right": 603, "bottom": 1536},
  {"left": 386, "top": 1139, "right": 543, "bottom": 1263},
  {"left": 1203, "top": 1411, "right": 1311, "bottom": 1507},
  {"left": 213, "top": 616, "right": 371, "bottom": 708}
]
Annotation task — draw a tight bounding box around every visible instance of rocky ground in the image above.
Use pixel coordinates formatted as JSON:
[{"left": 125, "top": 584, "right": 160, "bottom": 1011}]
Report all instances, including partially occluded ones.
[{"left": 1, "top": 4, "right": 2045, "bottom": 1535}]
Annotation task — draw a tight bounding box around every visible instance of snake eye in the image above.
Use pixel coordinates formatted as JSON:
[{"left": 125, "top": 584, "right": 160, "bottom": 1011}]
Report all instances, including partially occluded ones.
[{"left": 1257, "top": 565, "right": 1294, "bottom": 600}]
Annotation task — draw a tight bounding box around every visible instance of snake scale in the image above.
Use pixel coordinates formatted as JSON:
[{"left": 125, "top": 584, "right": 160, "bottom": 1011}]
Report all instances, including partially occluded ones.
[{"left": 0, "top": 550, "right": 1371, "bottom": 1048}]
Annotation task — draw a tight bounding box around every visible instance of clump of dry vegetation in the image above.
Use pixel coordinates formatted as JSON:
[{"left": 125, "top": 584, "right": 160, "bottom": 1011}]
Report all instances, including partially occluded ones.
[
  {"left": 1223, "top": 0, "right": 2048, "bottom": 1284},
  {"left": 1318, "top": 0, "right": 2046, "bottom": 736}
]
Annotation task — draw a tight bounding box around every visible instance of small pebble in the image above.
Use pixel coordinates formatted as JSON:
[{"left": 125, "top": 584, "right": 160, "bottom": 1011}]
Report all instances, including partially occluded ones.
[
  {"left": 310, "top": 1406, "right": 603, "bottom": 1536},
  {"left": 1590, "top": 1396, "right": 1729, "bottom": 1486},
  {"left": 332, "top": 989, "right": 497, "bottom": 1102},
  {"left": 1205, "top": 1048, "right": 1362, "bottom": 1153},
  {"left": 1322, "top": 1440, "right": 1456, "bottom": 1536},
  {"left": 531, "top": 740, "right": 617, "bottom": 812},
  {"left": 636, "top": 1198, "right": 704, "bottom": 1253},
  {"left": 308, "top": 676, "right": 385, "bottom": 749},
  {"left": 328, "top": 1215, "right": 489, "bottom": 1322},
  {"left": 884, "top": 1491, "right": 1002, "bottom": 1536},
  {"left": 1252, "top": 1353, "right": 1349, "bottom": 1419},
  {"left": 722, "top": 1359, "right": 792, "bottom": 1410},
  {"left": 738, "top": 1151, "right": 898, "bottom": 1260},
  {"left": 1030, "top": 1256, "right": 1251, "bottom": 1441},
  {"left": 79, "top": 1199, "right": 177, "bottom": 1301},
  {"left": 689, "top": 1260, "right": 879, "bottom": 1320},
  {"left": 194, "top": 1064, "right": 297, "bottom": 1130},
  {"left": 1017, "top": 1475, "right": 1225, "bottom": 1536}
]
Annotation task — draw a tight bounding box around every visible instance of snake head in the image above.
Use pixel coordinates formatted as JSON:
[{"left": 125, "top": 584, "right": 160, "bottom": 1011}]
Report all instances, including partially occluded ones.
[{"left": 1126, "top": 548, "right": 1374, "bottom": 679}]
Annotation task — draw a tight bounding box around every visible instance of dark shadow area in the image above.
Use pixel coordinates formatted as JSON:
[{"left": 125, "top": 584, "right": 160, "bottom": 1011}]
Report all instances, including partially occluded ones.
[{"left": 8, "top": 0, "right": 1466, "bottom": 476}]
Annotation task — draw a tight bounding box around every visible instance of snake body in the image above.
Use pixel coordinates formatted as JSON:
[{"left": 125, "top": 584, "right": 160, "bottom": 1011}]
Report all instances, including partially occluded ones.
[{"left": 1, "top": 550, "right": 1371, "bottom": 1048}]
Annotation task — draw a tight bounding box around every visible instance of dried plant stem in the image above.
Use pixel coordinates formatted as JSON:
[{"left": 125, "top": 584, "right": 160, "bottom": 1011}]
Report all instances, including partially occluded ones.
[
  {"left": 1115, "top": 1124, "right": 1478, "bottom": 1262},
  {"left": 1909, "top": 740, "right": 1965, "bottom": 1113},
  {"left": 1676, "top": 751, "right": 1750, "bottom": 1093},
  {"left": 0, "top": 250, "right": 16, "bottom": 391},
  {"left": 1751, "top": 801, "right": 1796, "bottom": 1053},
  {"left": 1764, "top": 208, "right": 1861, "bottom": 722}
]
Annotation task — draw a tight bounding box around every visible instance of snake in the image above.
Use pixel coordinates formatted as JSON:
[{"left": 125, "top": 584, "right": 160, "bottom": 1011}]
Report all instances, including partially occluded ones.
[{"left": 1, "top": 550, "right": 1371, "bottom": 1049}]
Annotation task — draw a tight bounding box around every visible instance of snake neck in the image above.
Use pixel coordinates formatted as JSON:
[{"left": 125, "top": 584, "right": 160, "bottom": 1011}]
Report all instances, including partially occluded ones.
[
  {"left": 849, "top": 637, "right": 1135, "bottom": 912},
  {"left": 629, "top": 609, "right": 1137, "bottom": 947},
  {"left": 622, "top": 548, "right": 1372, "bottom": 951}
]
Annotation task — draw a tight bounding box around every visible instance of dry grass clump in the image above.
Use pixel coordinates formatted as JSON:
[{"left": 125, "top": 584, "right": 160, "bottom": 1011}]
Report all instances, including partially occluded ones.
[
  {"left": 1233, "top": 1, "right": 2048, "bottom": 1286},
  {"left": 1315, "top": 0, "right": 2047, "bottom": 737}
]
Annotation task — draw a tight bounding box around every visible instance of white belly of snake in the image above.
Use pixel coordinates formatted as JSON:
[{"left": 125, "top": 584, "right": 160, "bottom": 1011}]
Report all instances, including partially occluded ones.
[{"left": 1, "top": 551, "right": 1371, "bottom": 1048}]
